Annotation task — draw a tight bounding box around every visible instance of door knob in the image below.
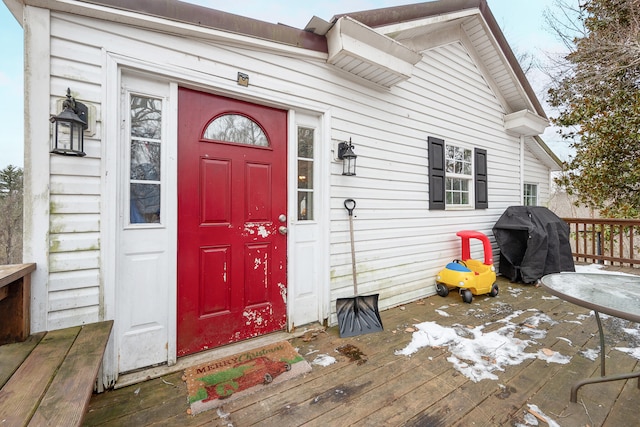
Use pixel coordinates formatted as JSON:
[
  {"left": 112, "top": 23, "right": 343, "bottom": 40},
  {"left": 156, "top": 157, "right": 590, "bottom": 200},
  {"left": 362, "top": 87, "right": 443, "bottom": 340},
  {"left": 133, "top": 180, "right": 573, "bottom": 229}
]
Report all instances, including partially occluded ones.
[
  {"left": 278, "top": 226, "right": 288, "bottom": 235},
  {"left": 278, "top": 214, "right": 287, "bottom": 223}
]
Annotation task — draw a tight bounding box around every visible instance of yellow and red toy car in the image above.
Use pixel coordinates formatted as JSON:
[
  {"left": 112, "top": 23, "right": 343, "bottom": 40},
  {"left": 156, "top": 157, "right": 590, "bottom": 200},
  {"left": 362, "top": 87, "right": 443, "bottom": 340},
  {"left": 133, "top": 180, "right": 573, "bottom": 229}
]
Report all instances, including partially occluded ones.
[{"left": 435, "top": 230, "right": 498, "bottom": 303}]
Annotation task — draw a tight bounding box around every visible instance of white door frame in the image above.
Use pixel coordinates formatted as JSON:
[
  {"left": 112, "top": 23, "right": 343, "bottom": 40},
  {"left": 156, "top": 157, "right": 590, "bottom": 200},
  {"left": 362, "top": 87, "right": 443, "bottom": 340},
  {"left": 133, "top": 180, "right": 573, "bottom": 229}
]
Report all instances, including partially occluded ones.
[
  {"left": 101, "top": 52, "right": 331, "bottom": 384},
  {"left": 287, "top": 111, "right": 331, "bottom": 329}
]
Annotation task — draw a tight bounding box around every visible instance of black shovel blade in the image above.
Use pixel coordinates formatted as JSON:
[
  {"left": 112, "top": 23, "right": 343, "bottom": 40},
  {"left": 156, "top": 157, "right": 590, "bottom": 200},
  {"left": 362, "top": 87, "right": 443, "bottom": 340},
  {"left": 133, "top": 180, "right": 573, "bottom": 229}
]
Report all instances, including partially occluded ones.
[{"left": 336, "top": 294, "right": 383, "bottom": 338}]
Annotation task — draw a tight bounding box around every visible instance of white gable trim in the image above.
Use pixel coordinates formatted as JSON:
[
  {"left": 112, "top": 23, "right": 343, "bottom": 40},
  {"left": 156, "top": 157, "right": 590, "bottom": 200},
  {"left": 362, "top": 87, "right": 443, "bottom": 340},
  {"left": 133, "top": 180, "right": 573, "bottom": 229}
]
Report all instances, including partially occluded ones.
[
  {"left": 376, "top": 9, "right": 479, "bottom": 34},
  {"left": 379, "top": 9, "right": 544, "bottom": 119}
]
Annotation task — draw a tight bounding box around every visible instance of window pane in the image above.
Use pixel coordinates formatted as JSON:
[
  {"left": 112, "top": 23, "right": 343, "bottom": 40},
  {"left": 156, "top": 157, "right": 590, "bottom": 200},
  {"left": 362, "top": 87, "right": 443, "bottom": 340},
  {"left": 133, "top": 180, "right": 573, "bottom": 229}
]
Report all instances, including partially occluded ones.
[
  {"left": 446, "top": 159, "right": 455, "bottom": 173},
  {"left": 130, "top": 183, "right": 160, "bottom": 223},
  {"left": 298, "top": 127, "right": 314, "bottom": 158},
  {"left": 445, "top": 177, "right": 471, "bottom": 206},
  {"left": 298, "top": 160, "right": 313, "bottom": 189},
  {"left": 446, "top": 145, "right": 455, "bottom": 159},
  {"left": 297, "top": 126, "right": 314, "bottom": 221},
  {"left": 464, "top": 149, "right": 472, "bottom": 163},
  {"left": 131, "top": 96, "right": 162, "bottom": 139},
  {"left": 129, "top": 94, "right": 162, "bottom": 225},
  {"left": 298, "top": 192, "right": 313, "bottom": 220},
  {"left": 203, "top": 114, "right": 269, "bottom": 146},
  {"left": 445, "top": 145, "right": 472, "bottom": 177},
  {"left": 131, "top": 141, "right": 161, "bottom": 181}
]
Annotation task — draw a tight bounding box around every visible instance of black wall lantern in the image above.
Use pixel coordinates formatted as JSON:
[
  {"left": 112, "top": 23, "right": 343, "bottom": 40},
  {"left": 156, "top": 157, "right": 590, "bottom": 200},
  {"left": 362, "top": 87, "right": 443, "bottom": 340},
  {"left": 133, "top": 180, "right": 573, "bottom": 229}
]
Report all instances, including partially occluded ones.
[
  {"left": 50, "top": 88, "right": 88, "bottom": 156},
  {"left": 338, "top": 138, "right": 357, "bottom": 176}
]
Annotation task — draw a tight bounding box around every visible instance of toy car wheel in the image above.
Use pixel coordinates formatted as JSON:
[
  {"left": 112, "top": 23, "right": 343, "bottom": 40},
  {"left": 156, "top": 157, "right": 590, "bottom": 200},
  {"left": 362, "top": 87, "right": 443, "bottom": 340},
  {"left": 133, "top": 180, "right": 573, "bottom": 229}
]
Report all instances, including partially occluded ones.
[
  {"left": 285, "top": 363, "right": 291, "bottom": 372},
  {"left": 436, "top": 283, "right": 449, "bottom": 297},
  {"left": 462, "top": 289, "right": 473, "bottom": 304},
  {"left": 489, "top": 283, "right": 499, "bottom": 297},
  {"left": 264, "top": 373, "right": 273, "bottom": 384}
]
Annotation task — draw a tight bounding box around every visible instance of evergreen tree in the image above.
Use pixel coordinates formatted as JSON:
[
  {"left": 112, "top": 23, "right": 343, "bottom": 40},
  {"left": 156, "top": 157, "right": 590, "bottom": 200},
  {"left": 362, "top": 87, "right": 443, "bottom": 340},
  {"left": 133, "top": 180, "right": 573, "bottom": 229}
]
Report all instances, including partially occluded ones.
[
  {"left": 547, "top": 0, "right": 640, "bottom": 218},
  {"left": 0, "top": 165, "right": 23, "bottom": 264}
]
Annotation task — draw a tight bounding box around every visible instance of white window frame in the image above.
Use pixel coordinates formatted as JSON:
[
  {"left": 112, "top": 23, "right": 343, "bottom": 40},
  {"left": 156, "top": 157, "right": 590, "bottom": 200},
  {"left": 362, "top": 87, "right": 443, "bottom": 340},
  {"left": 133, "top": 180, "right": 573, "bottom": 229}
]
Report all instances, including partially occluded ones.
[
  {"left": 524, "top": 183, "right": 538, "bottom": 206},
  {"left": 122, "top": 89, "right": 168, "bottom": 229},
  {"left": 126, "top": 92, "right": 166, "bottom": 227},
  {"left": 445, "top": 143, "right": 474, "bottom": 209},
  {"left": 296, "top": 125, "right": 315, "bottom": 221}
]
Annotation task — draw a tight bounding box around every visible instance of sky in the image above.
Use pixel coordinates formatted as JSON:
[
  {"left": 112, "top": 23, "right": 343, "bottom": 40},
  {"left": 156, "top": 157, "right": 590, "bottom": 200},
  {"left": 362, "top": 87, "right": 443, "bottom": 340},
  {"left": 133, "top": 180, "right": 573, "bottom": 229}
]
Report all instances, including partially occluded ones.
[{"left": 0, "top": 0, "right": 572, "bottom": 170}]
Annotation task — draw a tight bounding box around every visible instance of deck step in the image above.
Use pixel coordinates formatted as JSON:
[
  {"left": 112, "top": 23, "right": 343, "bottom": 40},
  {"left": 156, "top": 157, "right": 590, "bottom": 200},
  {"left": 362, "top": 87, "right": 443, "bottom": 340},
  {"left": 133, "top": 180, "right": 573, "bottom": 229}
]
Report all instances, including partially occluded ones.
[{"left": 0, "top": 320, "right": 113, "bottom": 427}]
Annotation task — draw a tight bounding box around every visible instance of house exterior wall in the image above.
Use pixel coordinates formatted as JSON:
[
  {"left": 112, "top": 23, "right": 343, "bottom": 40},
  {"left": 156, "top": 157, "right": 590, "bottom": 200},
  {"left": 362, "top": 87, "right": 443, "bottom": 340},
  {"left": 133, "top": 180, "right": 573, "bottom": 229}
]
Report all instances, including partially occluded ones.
[
  {"left": 523, "top": 140, "right": 552, "bottom": 206},
  {"left": 46, "top": 11, "right": 104, "bottom": 329},
  {"left": 23, "top": 6, "right": 555, "bottom": 375}
]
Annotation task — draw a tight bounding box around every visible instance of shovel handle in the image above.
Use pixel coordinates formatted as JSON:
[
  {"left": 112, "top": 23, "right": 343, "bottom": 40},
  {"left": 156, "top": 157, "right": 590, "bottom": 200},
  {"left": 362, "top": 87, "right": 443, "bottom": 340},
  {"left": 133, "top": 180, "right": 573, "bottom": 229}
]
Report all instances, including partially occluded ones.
[
  {"left": 344, "top": 198, "right": 358, "bottom": 295},
  {"left": 344, "top": 199, "right": 356, "bottom": 216}
]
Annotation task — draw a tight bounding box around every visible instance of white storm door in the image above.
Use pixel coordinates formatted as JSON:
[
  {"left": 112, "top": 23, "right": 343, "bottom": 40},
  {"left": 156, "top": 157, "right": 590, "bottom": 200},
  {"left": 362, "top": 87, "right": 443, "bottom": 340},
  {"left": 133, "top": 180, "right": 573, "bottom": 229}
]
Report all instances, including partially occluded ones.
[
  {"left": 289, "top": 113, "right": 328, "bottom": 328},
  {"left": 116, "top": 73, "right": 173, "bottom": 373}
]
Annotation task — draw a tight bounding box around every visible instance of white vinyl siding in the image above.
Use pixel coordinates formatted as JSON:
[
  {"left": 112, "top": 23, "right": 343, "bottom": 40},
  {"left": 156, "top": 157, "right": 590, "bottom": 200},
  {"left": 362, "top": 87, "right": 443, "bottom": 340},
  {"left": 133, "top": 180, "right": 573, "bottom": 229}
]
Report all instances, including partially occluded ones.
[
  {"left": 523, "top": 138, "right": 552, "bottom": 206},
  {"left": 46, "top": 14, "right": 104, "bottom": 329},
  {"left": 37, "top": 10, "right": 554, "bottom": 336}
]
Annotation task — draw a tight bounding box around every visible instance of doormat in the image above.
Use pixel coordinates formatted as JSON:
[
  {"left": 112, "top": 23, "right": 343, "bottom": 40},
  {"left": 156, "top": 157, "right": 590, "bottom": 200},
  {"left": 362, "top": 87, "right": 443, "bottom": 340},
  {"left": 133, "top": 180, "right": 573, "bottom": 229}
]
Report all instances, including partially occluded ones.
[{"left": 184, "top": 341, "right": 311, "bottom": 415}]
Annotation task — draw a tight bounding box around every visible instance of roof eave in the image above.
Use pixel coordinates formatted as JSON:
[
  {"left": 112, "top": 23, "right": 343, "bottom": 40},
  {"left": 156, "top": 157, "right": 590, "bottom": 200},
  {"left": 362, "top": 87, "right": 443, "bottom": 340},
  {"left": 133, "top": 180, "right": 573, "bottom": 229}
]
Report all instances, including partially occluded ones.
[
  {"left": 333, "top": 0, "right": 547, "bottom": 120},
  {"left": 533, "top": 136, "right": 564, "bottom": 171},
  {"left": 74, "top": 0, "right": 328, "bottom": 52},
  {"left": 3, "top": 0, "right": 24, "bottom": 23}
]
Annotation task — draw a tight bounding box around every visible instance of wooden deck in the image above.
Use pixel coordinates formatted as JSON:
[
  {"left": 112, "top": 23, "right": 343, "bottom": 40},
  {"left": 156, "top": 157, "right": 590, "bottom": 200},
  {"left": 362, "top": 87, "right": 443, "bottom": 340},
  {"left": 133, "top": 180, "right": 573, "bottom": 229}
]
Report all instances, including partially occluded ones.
[{"left": 84, "top": 271, "right": 640, "bottom": 426}]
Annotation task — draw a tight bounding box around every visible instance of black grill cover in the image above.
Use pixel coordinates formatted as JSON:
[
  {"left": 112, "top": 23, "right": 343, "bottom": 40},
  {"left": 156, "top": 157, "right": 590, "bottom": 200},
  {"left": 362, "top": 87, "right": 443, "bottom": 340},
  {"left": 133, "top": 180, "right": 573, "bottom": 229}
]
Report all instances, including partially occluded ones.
[{"left": 492, "top": 206, "right": 575, "bottom": 283}]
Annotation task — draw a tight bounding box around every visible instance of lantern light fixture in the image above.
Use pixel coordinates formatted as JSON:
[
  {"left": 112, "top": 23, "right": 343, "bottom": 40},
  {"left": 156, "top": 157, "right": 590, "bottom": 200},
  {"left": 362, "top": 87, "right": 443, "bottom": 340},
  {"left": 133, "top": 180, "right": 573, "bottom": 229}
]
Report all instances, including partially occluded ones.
[
  {"left": 337, "top": 138, "right": 357, "bottom": 176},
  {"left": 50, "top": 88, "right": 88, "bottom": 157}
]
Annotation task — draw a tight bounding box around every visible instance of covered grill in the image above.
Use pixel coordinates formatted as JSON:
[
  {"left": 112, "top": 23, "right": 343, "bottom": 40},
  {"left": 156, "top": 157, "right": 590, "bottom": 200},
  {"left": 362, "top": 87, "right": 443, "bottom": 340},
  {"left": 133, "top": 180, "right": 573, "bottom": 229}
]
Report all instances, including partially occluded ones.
[{"left": 492, "top": 206, "right": 575, "bottom": 283}]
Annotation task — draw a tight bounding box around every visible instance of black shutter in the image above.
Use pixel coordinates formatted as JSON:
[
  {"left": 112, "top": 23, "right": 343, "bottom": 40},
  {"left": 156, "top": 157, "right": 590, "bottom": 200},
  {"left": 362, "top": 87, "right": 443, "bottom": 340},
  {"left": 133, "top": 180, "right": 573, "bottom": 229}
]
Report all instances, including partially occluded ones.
[
  {"left": 475, "top": 148, "right": 488, "bottom": 209},
  {"left": 428, "top": 137, "right": 445, "bottom": 210}
]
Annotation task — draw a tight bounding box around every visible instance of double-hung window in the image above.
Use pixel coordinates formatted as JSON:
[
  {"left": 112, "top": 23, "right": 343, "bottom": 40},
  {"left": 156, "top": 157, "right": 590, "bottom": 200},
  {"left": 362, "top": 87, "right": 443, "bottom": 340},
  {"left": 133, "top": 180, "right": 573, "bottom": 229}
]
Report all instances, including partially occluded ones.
[
  {"left": 523, "top": 183, "right": 538, "bottom": 206},
  {"left": 428, "top": 136, "right": 488, "bottom": 210},
  {"left": 445, "top": 145, "right": 473, "bottom": 207}
]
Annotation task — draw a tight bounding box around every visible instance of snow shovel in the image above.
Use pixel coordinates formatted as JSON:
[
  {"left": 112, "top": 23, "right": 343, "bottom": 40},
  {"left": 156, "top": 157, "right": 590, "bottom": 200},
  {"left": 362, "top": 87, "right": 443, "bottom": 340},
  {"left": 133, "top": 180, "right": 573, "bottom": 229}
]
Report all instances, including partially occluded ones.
[{"left": 336, "top": 198, "right": 383, "bottom": 338}]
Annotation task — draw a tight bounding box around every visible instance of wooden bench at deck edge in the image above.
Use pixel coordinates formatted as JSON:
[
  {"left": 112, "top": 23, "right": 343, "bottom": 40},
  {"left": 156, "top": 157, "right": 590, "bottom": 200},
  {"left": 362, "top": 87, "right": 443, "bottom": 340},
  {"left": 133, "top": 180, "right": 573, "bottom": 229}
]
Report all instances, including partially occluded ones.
[
  {"left": 0, "top": 263, "right": 36, "bottom": 345},
  {"left": 0, "top": 320, "right": 113, "bottom": 427}
]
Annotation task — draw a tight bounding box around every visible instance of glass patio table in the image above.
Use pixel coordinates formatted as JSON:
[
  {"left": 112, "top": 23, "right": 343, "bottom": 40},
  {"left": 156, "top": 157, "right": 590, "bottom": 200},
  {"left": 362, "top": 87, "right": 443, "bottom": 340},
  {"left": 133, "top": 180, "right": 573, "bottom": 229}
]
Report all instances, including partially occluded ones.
[{"left": 540, "top": 272, "right": 640, "bottom": 402}]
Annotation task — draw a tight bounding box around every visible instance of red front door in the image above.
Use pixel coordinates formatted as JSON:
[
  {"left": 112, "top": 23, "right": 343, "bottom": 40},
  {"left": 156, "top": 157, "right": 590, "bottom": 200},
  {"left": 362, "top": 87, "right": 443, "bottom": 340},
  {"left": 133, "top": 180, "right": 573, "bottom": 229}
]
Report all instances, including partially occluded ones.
[{"left": 177, "top": 88, "right": 287, "bottom": 356}]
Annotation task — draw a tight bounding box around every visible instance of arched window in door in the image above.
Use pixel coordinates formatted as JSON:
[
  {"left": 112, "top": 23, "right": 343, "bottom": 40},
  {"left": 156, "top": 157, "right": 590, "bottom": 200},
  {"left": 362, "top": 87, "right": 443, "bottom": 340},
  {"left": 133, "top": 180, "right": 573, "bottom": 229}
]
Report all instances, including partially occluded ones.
[{"left": 203, "top": 114, "right": 269, "bottom": 147}]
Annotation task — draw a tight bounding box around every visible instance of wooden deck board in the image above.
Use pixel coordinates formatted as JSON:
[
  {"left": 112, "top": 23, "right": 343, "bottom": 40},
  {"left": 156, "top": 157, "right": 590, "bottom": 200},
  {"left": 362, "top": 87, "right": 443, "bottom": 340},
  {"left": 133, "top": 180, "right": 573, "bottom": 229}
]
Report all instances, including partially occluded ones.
[
  {"left": 0, "top": 332, "right": 45, "bottom": 388},
  {"left": 0, "top": 327, "right": 80, "bottom": 425},
  {"left": 256, "top": 349, "right": 452, "bottom": 426},
  {"left": 83, "top": 273, "right": 640, "bottom": 426},
  {"left": 31, "top": 321, "right": 113, "bottom": 426},
  {"left": 604, "top": 366, "right": 640, "bottom": 427},
  {"left": 461, "top": 301, "right": 599, "bottom": 426}
]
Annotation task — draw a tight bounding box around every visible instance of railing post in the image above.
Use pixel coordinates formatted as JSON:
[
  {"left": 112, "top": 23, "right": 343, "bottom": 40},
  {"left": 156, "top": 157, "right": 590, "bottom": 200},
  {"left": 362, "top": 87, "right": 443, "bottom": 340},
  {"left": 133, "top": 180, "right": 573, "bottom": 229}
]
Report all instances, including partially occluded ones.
[{"left": 596, "top": 231, "right": 602, "bottom": 264}]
